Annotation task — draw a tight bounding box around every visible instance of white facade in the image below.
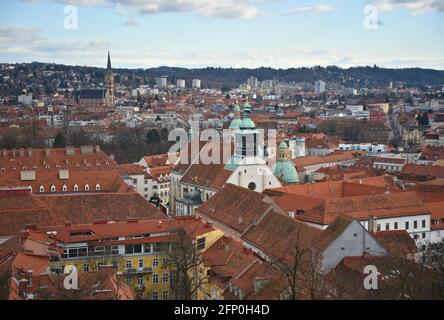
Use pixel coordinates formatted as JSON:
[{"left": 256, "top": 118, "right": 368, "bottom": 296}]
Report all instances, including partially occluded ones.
[
  {"left": 314, "top": 80, "right": 326, "bottom": 94},
  {"left": 226, "top": 158, "right": 281, "bottom": 193},
  {"left": 176, "top": 79, "right": 186, "bottom": 88},
  {"left": 192, "top": 79, "right": 201, "bottom": 89},
  {"left": 156, "top": 77, "right": 167, "bottom": 89}
]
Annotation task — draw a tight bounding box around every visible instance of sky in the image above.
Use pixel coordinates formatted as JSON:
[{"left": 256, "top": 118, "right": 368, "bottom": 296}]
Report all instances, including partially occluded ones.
[{"left": 0, "top": 0, "right": 443, "bottom": 69}]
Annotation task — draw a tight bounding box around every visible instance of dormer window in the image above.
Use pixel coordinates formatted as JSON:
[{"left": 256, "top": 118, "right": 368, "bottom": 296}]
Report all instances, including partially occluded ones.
[
  {"left": 95, "top": 184, "right": 101, "bottom": 191},
  {"left": 62, "top": 184, "right": 67, "bottom": 192},
  {"left": 73, "top": 184, "right": 79, "bottom": 192},
  {"left": 50, "top": 185, "right": 56, "bottom": 192},
  {"left": 39, "top": 185, "right": 44, "bottom": 193},
  {"left": 84, "top": 184, "right": 90, "bottom": 191}
]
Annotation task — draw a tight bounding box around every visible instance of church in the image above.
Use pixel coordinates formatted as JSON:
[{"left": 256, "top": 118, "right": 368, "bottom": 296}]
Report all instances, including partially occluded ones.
[
  {"left": 170, "top": 100, "right": 300, "bottom": 217},
  {"left": 73, "top": 51, "right": 115, "bottom": 110}
]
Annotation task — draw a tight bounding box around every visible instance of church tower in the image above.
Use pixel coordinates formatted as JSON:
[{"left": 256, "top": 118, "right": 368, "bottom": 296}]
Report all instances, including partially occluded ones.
[{"left": 104, "top": 51, "right": 115, "bottom": 109}]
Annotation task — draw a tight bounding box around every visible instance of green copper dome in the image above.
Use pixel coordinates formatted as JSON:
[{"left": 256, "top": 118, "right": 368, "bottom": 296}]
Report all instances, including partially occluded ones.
[
  {"left": 229, "top": 119, "right": 242, "bottom": 129},
  {"left": 274, "top": 160, "right": 299, "bottom": 184},
  {"left": 239, "top": 101, "right": 255, "bottom": 129}
]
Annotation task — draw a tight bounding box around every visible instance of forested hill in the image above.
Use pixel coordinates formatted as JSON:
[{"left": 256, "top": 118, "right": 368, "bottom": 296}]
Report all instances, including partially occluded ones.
[{"left": 3, "top": 62, "right": 444, "bottom": 90}]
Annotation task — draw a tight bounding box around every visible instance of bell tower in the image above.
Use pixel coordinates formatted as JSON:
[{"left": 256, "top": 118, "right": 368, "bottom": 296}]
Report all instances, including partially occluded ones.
[{"left": 104, "top": 51, "right": 115, "bottom": 109}]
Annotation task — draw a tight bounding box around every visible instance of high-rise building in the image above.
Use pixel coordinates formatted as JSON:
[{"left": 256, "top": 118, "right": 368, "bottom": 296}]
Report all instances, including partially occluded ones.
[
  {"left": 104, "top": 51, "right": 115, "bottom": 109},
  {"left": 176, "top": 79, "right": 186, "bottom": 88},
  {"left": 156, "top": 77, "right": 168, "bottom": 89},
  {"left": 192, "top": 79, "right": 201, "bottom": 89},
  {"left": 247, "top": 76, "right": 258, "bottom": 90},
  {"left": 314, "top": 80, "right": 326, "bottom": 94}
]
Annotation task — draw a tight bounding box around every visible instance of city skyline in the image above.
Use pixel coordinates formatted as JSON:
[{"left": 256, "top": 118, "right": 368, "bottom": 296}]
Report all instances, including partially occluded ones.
[{"left": 0, "top": 0, "right": 443, "bottom": 70}]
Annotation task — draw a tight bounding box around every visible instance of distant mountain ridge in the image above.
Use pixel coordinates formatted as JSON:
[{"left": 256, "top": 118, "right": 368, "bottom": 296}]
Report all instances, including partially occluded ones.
[{"left": 3, "top": 62, "right": 444, "bottom": 89}]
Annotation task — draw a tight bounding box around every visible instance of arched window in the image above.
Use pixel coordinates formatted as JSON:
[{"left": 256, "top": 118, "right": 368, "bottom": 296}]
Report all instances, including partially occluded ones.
[
  {"left": 95, "top": 184, "right": 101, "bottom": 191},
  {"left": 39, "top": 185, "right": 44, "bottom": 193},
  {"left": 242, "top": 136, "right": 247, "bottom": 156},
  {"left": 62, "top": 184, "right": 67, "bottom": 192},
  {"left": 84, "top": 184, "right": 90, "bottom": 191},
  {"left": 73, "top": 184, "right": 79, "bottom": 192},
  {"left": 50, "top": 185, "right": 56, "bottom": 192}
]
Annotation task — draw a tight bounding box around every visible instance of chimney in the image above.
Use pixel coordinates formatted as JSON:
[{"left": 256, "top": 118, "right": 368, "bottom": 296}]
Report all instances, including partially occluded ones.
[
  {"left": 238, "top": 215, "right": 244, "bottom": 225},
  {"left": 65, "top": 146, "right": 75, "bottom": 155},
  {"left": 368, "top": 216, "right": 378, "bottom": 233}
]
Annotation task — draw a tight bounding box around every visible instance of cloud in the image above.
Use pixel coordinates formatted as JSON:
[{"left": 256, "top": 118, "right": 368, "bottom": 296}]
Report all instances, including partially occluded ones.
[
  {"left": 374, "top": 0, "right": 444, "bottom": 15},
  {"left": 284, "top": 4, "right": 333, "bottom": 15},
  {"left": 54, "top": 0, "right": 265, "bottom": 19}
]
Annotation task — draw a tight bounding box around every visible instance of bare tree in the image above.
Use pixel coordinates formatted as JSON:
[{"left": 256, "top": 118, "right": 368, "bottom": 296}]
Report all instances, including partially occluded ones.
[{"left": 164, "top": 228, "right": 208, "bottom": 300}]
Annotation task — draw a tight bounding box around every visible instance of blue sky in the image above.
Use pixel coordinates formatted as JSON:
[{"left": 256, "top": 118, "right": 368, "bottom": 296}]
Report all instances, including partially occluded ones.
[{"left": 0, "top": 0, "right": 443, "bottom": 69}]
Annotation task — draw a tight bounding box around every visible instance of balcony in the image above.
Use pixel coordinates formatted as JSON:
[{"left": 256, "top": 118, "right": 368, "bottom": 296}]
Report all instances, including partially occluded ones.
[{"left": 124, "top": 267, "right": 153, "bottom": 275}]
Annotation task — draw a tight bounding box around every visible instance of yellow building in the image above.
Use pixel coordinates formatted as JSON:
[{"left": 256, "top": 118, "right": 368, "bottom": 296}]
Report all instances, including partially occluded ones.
[{"left": 41, "top": 218, "right": 222, "bottom": 300}]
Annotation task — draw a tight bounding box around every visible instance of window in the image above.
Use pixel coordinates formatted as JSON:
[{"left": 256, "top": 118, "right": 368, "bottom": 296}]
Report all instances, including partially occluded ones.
[
  {"left": 126, "top": 260, "right": 132, "bottom": 269},
  {"left": 125, "top": 244, "right": 142, "bottom": 254},
  {"left": 83, "top": 264, "right": 89, "bottom": 272},
  {"left": 112, "top": 260, "right": 118, "bottom": 270},
  {"left": 138, "top": 259, "right": 144, "bottom": 268},
  {"left": 385, "top": 223, "right": 390, "bottom": 231},
  {"left": 340, "top": 247, "right": 345, "bottom": 251},
  {"left": 405, "top": 221, "right": 409, "bottom": 230},
  {"left": 394, "top": 222, "right": 398, "bottom": 230},
  {"left": 422, "top": 233, "right": 426, "bottom": 239},
  {"left": 153, "top": 258, "right": 159, "bottom": 267},
  {"left": 126, "top": 275, "right": 132, "bottom": 285},
  {"left": 152, "top": 291, "right": 158, "bottom": 300},
  {"left": 162, "top": 273, "right": 168, "bottom": 283},
  {"left": 84, "top": 184, "right": 90, "bottom": 191},
  {"left": 377, "top": 224, "right": 381, "bottom": 231},
  {"left": 153, "top": 274, "right": 159, "bottom": 284},
  {"left": 353, "top": 233, "right": 358, "bottom": 237},
  {"left": 241, "top": 136, "right": 247, "bottom": 156},
  {"left": 162, "top": 291, "right": 169, "bottom": 300},
  {"left": 197, "top": 237, "right": 206, "bottom": 250},
  {"left": 97, "top": 262, "right": 103, "bottom": 270},
  {"left": 62, "top": 184, "right": 67, "bottom": 192},
  {"left": 137, "top": 275, "right": 144, "bottom": 285},
  {"left": 414, "top": 221, "right": 418, "bottom": 229},
  {"left": 422, "top": 220, "right": 426, "bottom": 228},
  {"left": 95, "top": 184, "right": 101, "bottom": 191},
  {"left": 50, "top": 185, "right": 56, "bottom": 192},
  {"left": 73, "top": 184, "right": 78, "bottom": 192},
  {"left": 248, "top": 182, "right": 256, "bottom": 191}
]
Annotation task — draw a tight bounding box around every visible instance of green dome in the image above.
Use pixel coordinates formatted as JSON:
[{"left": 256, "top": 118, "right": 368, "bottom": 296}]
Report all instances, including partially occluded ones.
[
  {"left": 240, "top": 101, "right": 255, "bottom": 129},
  {"left": 279, "top": 141, "right": 288, "bottom": 148},
  {"left": 274, "top": 160, "right": 299, "bottom": 184},
  {"left": 229, "top": 118, "right": 242, "bottom": 129}
]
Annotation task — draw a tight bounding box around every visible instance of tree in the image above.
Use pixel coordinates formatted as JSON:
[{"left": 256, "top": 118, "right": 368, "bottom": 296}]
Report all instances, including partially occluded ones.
[
  {"left": 164, "top": 228, "right": 207, "bottom": 300},
  {"left": 146, "top": 129, "right": 161, "bottom": 144},
  {"left": 53, "top": 131, "right": 66, "bottom": 148},
  {"left": 269, "top": 230, "right": 323, "bottom": 300}
]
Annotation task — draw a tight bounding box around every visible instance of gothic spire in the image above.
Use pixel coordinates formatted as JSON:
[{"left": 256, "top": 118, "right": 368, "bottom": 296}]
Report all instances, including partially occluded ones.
[{"left": 107, "top": 50, "right": 111, "bottom": 71}]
